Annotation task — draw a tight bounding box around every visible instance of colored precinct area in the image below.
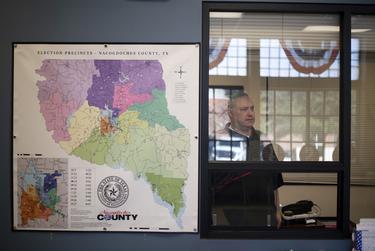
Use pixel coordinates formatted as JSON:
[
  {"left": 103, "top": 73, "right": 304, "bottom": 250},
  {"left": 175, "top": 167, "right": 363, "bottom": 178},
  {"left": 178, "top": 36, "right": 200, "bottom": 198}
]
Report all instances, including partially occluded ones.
[
  {"left": 112, "top": 82, "right": 152, "bottom": 115},
  {"left": 21, "top": 185, "right": 53, "bottom": 225},
  {"left": 19, "top": 160, "right": 63, "bottom": 226},
  {"left": 87, "top": 60, "right": 165, "bottom": 117},
  {"left": 72, "top": 127, "right": 113, "bottom": 165},
  {"left": 36, "top": 59, "right": 168, "bottom": 143},
  {"left": 128, "top": 89, "right": 184, "bottom": 131},
  {"left": 36, "top": 60, "right": 99, "bottom": 143},
  {"left": 120, "top": 60, "right": 166, "bottom": 94},
  {"left": 72, "top": 109, "right": 190, "bottom": 217},
  {"left": 37, "top": 59, "right": 190, "bottom": 218},
  {"left": 59, "top": 101, "right": 101, "bottom": 154},
  {"left": 145, "top": 173, "right": 185, "bottom": 217},
  {"left": 87, "top": 60, "right": 119, "bottom": 110}
]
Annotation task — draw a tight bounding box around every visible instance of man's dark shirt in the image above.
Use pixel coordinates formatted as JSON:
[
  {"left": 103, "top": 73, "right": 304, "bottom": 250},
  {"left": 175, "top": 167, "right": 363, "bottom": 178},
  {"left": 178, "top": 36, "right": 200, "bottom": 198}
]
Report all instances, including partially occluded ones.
[{"left": 209, "top": 123, "right": 283, "bottom": 226}]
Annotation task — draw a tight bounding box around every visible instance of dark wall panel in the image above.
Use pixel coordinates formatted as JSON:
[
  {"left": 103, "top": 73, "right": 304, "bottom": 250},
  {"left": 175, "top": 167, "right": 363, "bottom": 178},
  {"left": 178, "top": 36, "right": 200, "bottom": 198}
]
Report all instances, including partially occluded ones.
[{"left": 2, "top": 0, "right": 374, "bottom": 250}]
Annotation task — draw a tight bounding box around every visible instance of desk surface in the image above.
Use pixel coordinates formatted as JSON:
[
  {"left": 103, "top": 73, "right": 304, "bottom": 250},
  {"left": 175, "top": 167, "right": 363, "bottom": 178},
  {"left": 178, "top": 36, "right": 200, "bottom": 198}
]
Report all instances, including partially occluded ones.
[{"left": 282, "top": 217, "right": 337, "bottom": 229}]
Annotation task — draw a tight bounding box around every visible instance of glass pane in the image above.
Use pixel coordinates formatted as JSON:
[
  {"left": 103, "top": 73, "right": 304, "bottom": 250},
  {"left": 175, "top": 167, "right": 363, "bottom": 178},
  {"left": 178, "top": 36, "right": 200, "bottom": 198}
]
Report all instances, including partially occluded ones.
[
  {"left": 310, "top": 91, "right": 324, "bottom": 116},
  {"left": 210, "top": 170, "right": 285, "bottom": 228},
  {"left": 292, "top": 92, "right": 307, "bottom": 115},
  {"left": 351, "top": 15, "right": 375, "bottom": 223},
  {"left": 209, "top": 12, "right": 340, "bottom": 162},
  {"left": 278, "top": 142, "right": 291, "bottom": 161},
  {"left": 275, "top": 116, "right": 290, "bottom": 141},
  {"left": 325, "top": 91, "right": 339, "bottom": 116},
  {"left": 275, "top": 91, "right": 290, "bottom": 115},
  {"left": 260, "top": 115, "right": 274, "bottom": 140},
  {"left": 325, "top": 117, "right": 339, "bottom": 142},
  {"left": 280, "top": 173, "right": 338, "bottom": 230},
  {"left": 292, "top": 116, "right": 306, "bottom": 142},
  {"left": 260, "top": 90, "right": 274, "bottom": 115},
  {"left": 210, "top": 171, "right": 337, "bottom": 229},
  {"left": 309, "top": 117, "right": 323, "bottom": 143}
]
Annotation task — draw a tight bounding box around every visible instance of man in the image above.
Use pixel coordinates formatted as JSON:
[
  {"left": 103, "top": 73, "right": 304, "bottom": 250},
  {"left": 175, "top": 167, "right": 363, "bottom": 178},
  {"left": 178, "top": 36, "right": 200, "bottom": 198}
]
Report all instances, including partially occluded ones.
[{"left": 210, "top": 92, "right": 283, "bottom": 228}]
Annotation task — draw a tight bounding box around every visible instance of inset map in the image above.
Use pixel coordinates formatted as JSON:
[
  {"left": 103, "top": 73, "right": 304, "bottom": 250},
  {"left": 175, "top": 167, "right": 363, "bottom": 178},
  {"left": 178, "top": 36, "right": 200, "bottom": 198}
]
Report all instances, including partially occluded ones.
[{"left": 17, "top": 158, "right": 68, "bottom": 229}]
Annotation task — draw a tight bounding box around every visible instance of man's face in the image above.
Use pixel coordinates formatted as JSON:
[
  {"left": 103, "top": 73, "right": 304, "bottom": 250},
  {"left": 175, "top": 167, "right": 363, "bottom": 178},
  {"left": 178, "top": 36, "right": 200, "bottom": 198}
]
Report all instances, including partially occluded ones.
[{"left": 229, "top": 96, "right": 255, "bottom": 129}]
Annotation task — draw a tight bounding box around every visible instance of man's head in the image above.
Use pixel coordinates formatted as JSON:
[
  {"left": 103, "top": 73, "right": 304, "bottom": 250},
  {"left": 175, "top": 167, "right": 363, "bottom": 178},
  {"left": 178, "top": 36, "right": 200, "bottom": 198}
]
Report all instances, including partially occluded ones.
[{"left": 228, "top": 92, "right": 255, "bottom": 133}]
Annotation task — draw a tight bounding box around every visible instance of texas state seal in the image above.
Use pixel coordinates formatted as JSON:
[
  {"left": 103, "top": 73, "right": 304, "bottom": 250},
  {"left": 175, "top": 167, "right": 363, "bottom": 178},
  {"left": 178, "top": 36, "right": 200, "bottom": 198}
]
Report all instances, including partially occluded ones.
[{"left": 97, "top": 176, "right": 129, "bottom": 208}]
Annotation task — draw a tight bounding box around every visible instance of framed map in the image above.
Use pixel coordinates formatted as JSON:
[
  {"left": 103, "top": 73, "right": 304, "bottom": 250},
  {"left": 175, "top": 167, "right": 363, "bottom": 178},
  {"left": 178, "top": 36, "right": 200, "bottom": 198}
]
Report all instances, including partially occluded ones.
[{"left": 13, "top": 43, "right": 199, "bottom": 232}]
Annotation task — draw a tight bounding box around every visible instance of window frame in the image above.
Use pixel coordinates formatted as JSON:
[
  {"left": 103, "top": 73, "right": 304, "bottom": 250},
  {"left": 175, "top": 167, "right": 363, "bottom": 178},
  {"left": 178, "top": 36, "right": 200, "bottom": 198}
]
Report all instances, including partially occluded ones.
[{"left": 201, "top": 2, "right": 375, "bottom": 239}]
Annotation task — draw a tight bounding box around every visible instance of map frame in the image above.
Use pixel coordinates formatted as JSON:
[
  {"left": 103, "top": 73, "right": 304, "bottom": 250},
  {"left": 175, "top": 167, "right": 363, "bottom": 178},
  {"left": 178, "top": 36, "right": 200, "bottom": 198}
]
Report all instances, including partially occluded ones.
[{"left": 12, "top": 43, "right": 200, "bottom": 233}]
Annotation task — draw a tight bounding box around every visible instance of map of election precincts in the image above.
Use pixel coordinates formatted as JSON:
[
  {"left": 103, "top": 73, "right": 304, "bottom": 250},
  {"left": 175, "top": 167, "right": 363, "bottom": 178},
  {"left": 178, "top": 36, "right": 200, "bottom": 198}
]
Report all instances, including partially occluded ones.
[
  {"left": 17, "top": 158, "right": 68, "bottom": 229},
  {"left": 36, "top": 59, "right": 190, "bottom": 218},
  {"left": 13, "top": 44, "right": 199, "bottom": 232}
]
